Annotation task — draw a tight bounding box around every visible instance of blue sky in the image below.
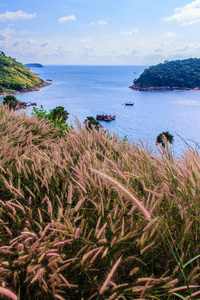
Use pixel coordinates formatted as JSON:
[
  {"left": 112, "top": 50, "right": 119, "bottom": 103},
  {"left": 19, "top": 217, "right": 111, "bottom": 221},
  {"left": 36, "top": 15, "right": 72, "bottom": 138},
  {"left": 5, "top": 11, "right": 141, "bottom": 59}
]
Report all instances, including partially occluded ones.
[{"left": 0, "top": 0, "right": 200, "bottom": 65}]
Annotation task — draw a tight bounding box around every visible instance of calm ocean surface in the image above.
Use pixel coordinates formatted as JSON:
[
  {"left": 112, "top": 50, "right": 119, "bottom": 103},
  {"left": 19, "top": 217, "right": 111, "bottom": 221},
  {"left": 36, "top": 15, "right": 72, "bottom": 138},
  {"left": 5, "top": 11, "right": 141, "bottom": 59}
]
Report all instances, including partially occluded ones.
[{"left": 7, "top": 65, "right": 200, "bottom": 155}]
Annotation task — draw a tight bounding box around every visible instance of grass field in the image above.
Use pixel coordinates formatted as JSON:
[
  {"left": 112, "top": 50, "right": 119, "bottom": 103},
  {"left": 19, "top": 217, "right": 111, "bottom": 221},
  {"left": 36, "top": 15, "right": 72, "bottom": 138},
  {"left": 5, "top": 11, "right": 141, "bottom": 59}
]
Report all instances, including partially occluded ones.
[{"left": 0, "top": 105, "right": 200, "bottom": 300}]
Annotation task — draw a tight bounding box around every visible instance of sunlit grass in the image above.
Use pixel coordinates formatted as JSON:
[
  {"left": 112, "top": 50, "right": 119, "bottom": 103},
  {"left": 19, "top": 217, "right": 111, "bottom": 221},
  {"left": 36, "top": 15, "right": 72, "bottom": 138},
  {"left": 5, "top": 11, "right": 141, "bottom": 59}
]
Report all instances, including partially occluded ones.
[{"left": 0, "top": 105, "right": 200, "bottom": 299}]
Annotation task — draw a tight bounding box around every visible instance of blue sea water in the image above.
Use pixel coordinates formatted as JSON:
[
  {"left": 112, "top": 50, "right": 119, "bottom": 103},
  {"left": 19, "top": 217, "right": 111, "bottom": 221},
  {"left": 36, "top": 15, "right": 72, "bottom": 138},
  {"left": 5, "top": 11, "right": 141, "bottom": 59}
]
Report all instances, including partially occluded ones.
[{"left": 4, "top": 65, "right": 200, "bottom": 155}]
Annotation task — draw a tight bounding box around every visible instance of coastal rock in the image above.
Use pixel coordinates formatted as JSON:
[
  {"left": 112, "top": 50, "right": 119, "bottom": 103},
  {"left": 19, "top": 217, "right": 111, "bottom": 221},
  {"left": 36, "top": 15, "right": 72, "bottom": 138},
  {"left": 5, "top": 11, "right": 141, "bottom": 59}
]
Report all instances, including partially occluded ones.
[
  {"left": 16, "top": 100, "right": 37, "bottom": 110},
  {"left": 0, "top": 80, "right": 52, "bottom": 98},
  {"left": 129, "top": 84, "right": 199, "bottom": 92}
]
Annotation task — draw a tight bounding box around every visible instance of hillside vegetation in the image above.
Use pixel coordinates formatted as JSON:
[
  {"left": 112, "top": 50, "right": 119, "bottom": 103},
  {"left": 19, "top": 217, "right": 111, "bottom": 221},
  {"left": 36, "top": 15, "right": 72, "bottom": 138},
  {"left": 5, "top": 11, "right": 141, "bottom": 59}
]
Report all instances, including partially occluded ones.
[
  {"left": 0, "top": 105, "right": 200, "bottom": 299},
  {"left": 133, "top": 58, "right": 200, "bottom": 88},
  {"left": 0, "top": 55, "right": 42, "bottom": 93}
]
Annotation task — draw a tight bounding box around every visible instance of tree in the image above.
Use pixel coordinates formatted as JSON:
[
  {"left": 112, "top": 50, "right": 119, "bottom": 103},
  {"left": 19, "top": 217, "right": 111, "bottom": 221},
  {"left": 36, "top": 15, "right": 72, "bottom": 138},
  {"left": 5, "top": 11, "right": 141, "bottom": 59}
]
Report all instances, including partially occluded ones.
[
  {"left": 31, "top": 105, "right": 69, "bottom": 133},
  {"left": 48, "top": 106, "right": 69, "bottom": 124},
  {"left": 156, "top": 131, "right": 174, "bottom": 148},
  {"left": 3, "top": 95, "right": 18, "bottom": 110},
  {"left": 84, "top": 116, "right": 101, "bottom": 131}
]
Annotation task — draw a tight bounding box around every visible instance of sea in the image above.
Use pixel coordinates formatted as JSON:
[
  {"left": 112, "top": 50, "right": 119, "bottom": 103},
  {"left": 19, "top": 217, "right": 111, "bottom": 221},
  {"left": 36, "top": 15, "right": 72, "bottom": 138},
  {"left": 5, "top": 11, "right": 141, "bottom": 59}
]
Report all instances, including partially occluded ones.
[{"left": 3, "top": 65, "right": 200, "bottom": 156}]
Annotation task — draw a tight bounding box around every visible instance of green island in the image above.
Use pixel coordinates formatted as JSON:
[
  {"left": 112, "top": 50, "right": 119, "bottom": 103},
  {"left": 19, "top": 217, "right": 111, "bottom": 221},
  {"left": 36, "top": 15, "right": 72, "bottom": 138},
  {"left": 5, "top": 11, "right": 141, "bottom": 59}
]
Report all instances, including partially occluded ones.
[
  {"left": 0, "top": 101, "right": 200, "bottom": 299},
  {"left": 0, "top": 54, "right": 49, "bottom": 95},
  {"left": 24, "top": 63, "right": 44, "bottom": 68},
  {"left": 130, "top": 58, "right": 200, "bottom": 91}
]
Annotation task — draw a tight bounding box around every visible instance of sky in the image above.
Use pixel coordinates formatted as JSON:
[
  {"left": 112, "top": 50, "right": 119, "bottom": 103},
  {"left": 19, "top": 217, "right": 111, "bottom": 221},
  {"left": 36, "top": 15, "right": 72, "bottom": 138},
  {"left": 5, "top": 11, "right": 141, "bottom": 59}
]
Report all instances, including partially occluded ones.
[{"left": 0, "top": 0, "right": 200, "bottom": 65}]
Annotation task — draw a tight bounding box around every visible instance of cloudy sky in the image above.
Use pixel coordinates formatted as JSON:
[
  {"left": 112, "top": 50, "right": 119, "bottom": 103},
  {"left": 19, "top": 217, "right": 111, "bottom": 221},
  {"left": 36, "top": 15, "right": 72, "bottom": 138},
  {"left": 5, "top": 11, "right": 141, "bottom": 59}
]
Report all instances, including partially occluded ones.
[{"left": 0, "top": 0, "right": 200, "bottom": 65}]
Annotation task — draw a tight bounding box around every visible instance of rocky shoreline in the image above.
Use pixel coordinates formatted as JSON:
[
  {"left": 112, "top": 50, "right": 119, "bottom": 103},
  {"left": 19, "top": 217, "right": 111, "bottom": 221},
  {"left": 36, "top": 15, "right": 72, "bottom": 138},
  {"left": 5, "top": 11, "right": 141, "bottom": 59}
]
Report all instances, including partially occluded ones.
[
  {"left": 129, "top": 84, "right": 200, "bottom": 92},
  {"left": 0, "top": 80, "right": 51, "bottom": 98}
]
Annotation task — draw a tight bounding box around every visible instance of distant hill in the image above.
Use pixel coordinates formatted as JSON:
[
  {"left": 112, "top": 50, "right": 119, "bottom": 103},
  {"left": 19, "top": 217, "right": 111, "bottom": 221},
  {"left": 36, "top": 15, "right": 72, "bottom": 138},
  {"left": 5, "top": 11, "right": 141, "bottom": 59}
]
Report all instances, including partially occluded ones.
[
  {"left": 131, "top": 58, "right": 200, "bottom": 91},
  {"left": 0, "top": 55, "right": 43, "bottom": 93},
  {"left": 24, "top": 63, "right": 44, "bottom": 68}
]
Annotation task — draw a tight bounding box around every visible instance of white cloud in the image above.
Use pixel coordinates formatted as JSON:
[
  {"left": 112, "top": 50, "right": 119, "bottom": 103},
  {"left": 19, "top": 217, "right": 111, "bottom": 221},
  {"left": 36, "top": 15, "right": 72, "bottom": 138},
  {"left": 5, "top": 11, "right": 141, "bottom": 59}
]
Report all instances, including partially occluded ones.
[
  {"left": 165, "top": 0, "right": 200, "bottom": 25},
  {"left": 41, "top": 40, "right": 52, "bottom": 47},
  {"left": 27, "top": 39, "right": 35, "bottom": 45},
  {"left": 137, "top": 42, "right": 144, "bottom": 47},
  {"left": 160, "top": 42, "right": 173, "bottom": 47},
  {"left": 80, "top": 38, "right": 91, "bottom": 43},
  {"left": 122, "top": 29, "right": 138, "bottom": 35},
  {"left": 97, "top": 19, "right": 108, "bottom": 25},
  {"left": 19, "top": 30, "right": 29, "bottom": 35},
  {"left": 165, "top": 32, "right": 176, "bottom": 37},
  {"left": 58, "top": 15, "right": 76, "bottom": 23},
  {"left": 0, "top": 10, "right": 36, "bottom": 22},
  {"left": 90, "top": 18, "right": 108, "bottom": 26}
]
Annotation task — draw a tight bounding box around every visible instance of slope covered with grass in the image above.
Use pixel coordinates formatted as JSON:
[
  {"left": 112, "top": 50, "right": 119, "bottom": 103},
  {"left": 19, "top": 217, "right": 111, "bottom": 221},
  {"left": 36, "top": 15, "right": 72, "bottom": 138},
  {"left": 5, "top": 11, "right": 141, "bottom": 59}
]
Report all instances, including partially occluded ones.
[
  {"left": 0, "top": 55, "right": 42, "bottom": 93},
  {"left": 0, "top": 105, "right": 200, "bottom": 299}
]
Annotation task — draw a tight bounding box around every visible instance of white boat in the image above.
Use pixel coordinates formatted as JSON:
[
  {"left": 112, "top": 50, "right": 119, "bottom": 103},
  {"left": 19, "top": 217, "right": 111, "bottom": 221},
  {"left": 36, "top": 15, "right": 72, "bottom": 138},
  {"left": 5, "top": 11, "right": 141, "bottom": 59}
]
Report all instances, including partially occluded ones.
[{"left": 124, "top": 102, "right": 134, "bottom": 106}]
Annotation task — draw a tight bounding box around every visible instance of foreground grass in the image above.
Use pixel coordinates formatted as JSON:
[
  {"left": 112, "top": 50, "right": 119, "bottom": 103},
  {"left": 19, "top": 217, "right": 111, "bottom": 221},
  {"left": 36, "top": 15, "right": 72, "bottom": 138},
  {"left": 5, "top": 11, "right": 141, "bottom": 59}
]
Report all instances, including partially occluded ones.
[{"left": 0, "top": 105, "right": 200, "bottom": 300}]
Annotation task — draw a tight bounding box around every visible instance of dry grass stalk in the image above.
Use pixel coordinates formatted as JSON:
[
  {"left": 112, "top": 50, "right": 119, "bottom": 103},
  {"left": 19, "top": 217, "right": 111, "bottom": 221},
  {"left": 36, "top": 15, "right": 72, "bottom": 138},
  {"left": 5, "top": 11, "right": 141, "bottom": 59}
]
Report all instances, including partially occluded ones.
[
  {"left": 1, "top": 105, "right": 200, "bottom": 299},
  {"left": 99, "top": 256, "right": 122, "bottom": 294}
]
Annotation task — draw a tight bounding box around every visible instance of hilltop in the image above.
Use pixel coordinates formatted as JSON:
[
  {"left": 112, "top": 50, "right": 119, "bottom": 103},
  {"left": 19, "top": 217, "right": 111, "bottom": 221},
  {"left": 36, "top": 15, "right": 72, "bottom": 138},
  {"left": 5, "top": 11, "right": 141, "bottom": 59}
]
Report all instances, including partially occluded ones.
[
  {"left": 0, "top": 54, "right": 49, "bottom": 95},
  {"left": 130, "top": 58, "right": 200, "bottom": 91}
]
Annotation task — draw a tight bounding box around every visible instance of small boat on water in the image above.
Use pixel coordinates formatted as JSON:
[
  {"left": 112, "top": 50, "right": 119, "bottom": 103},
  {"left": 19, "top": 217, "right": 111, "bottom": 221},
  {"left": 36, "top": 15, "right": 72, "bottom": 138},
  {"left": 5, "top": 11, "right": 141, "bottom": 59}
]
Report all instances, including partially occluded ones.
[
  {"left": 96, "top": 114, "right": 116, "bottom": 121},
  {"left": 124, "top": 102, "right": 134, "bottom": 106}
]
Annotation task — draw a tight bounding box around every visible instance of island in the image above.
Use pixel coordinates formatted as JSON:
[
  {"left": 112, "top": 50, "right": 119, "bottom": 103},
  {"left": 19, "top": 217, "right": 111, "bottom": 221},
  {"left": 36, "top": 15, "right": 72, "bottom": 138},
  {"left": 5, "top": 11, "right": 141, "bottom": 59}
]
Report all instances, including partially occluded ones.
[
  {"left": 0, "top": 53, "right": 50, "bottom": 96},
  {"left": 130, "top": 58, "right": 200, "bottom": 91},
  {"left": 24, "top": 63, "right": 44, "bottom": 68}
]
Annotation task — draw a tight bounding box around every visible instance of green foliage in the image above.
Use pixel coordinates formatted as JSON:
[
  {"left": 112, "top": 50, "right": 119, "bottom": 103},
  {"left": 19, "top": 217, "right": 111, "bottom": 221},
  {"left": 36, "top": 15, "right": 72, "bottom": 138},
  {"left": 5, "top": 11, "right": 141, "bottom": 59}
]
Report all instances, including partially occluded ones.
[
  {"left": 32, "top": 105, "right": 69, "bottom": 132},
  {"left": 84, "top": 116, "right": 101, "bottom": 130},
  {"left": 156, "top": 131, "right": 174, "bottom": 147},
  {"left": 0, "top": 55, "right": 41, "bottom": 93},
  {"left": 134, "top": 58, "right": 200, "bottom": 88},
  {"left": 3, "top": 95, "right": 18, "bottom": 110},
  {"left": 48, "top": 106, "right": 69, "bottom": 123}
]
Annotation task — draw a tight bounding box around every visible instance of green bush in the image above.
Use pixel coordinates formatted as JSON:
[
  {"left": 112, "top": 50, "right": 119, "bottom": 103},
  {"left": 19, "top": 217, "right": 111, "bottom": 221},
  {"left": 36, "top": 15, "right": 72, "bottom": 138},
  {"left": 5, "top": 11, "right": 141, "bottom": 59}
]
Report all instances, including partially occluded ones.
[
  {"left": 3, "top": 95, "right": 18, "bottom": 110},
  {"left": 84, "top": 116, "right": 101, "bottom": 130},
  {"left": 32, "top": 105, "right": 69, "bottom": 132}
]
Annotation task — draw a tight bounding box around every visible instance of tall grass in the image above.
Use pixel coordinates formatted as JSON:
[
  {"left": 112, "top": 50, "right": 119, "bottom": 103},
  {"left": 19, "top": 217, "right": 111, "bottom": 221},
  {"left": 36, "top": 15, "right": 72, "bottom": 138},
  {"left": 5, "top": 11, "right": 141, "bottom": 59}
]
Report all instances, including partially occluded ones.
[{"left": 0, "top": 105, "right": 200, "bottom": 299}]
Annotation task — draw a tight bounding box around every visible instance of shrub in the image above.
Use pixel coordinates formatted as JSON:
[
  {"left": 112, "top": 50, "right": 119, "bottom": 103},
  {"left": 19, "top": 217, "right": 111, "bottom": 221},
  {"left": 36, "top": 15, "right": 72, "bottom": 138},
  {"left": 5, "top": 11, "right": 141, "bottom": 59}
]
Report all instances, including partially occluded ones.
[
  {"left": 156, "top": 131, "right": 174, "bottom": 148},
  {"left": 32, "top": 105, "right": 69, "bottom": 133},
  {"left": 84, "top": 116, "right": 101, "bottom": 131},
  {"left": 3, "top": 95, "right": 18, "bottom": 110}
]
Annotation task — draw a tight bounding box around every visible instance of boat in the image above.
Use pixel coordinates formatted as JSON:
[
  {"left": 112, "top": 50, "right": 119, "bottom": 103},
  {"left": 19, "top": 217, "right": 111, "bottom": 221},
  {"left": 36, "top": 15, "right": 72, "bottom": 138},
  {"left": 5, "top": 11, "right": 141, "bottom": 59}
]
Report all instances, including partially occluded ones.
[
  {"left": 124, "top": 102, "right": 134, "bottom": 106},
  {"left": 96, "top": 114, "right": 116, "bottom": 121}
]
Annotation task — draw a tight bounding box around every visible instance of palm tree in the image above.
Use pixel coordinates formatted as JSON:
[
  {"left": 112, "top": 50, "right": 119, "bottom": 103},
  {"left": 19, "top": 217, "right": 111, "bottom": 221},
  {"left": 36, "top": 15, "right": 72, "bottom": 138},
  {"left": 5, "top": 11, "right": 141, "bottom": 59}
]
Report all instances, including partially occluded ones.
[
  {"left": 156, "top": 131, "right": 174, "bottom": 148},
  {"left": 3, "top": 95, "right": 18, "bottom": 110}
]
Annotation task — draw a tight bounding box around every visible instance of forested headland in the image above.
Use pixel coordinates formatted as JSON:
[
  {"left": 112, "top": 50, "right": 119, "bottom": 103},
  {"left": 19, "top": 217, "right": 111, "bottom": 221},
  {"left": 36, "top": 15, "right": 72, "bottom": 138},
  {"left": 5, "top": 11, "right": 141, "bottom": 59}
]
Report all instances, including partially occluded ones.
[{"left": 131, "top": 58, "right": 200, "bottom": 91}]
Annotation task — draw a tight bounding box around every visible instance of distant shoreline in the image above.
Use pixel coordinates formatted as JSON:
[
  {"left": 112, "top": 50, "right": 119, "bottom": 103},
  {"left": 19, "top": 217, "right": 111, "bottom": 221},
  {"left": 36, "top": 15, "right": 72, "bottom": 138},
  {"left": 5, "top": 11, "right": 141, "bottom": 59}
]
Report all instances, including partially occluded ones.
[
  {"left": 129, "top": 84, "right": 200, "bottom": 92},
  {"left": 0, "top": 80, "right": 51, "bottom": 98}
]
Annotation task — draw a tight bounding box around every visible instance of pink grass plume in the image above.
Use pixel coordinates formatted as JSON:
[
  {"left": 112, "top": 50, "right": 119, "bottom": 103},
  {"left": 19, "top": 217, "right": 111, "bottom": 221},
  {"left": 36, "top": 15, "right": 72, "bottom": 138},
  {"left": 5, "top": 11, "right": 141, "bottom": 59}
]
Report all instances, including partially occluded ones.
[
  {"left": 25, "top": 220, "right": 31, "bottom": 227},
  {"left": 74, "top": 228, "right": 80, "bottom": 239},
  {"left": 99, "top": 256, "right": 122, "bottom": 294},
  {"left": 0, "top": 287, "right": 18, "bottom": 300},
  {"left": 91, "top": 169, "right": 152, "bottom": 221}
]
